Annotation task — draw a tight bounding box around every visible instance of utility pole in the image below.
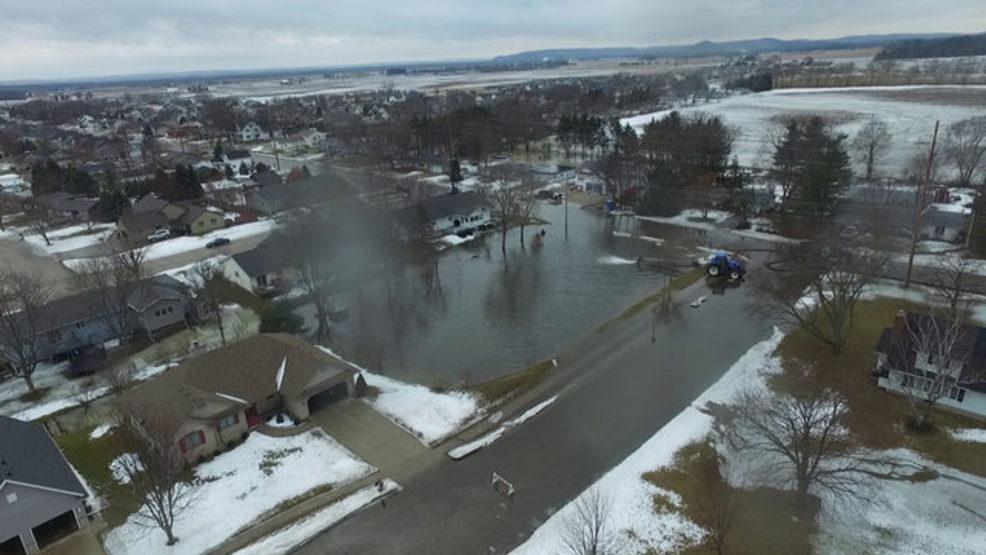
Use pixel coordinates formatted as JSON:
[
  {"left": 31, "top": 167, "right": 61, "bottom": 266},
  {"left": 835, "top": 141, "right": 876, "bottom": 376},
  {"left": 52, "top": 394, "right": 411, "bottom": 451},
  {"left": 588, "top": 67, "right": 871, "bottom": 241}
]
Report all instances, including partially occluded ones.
[
  {"left": 564, "top": 190, "right": 569, "bottom": 238},
  {"left": 904, "top": 120, "right": 939, "bottom": 288},
  {"left": 266, "top": 103, "right": 281, "bottom": 172}
]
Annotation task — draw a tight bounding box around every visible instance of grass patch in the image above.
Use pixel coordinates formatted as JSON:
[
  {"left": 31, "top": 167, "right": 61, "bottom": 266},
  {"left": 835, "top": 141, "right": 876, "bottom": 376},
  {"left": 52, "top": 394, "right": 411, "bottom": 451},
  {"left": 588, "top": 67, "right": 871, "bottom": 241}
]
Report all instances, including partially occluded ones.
[
  {"left": 774, "top": 296, "right": 986, "bottom": 478},
  {"left": 258, "top": 447, "right": 303, "bottom": 477},
  {"left": 644, "top": 439, "right": 818, "bottom": 554},
  {"left": 474, "top": 359, "right": 554, "bottom": 403},
  {"left": 18, "top": 386, "right": 52, "bottom": 403},
  {"left": 55, "top": 425, "right": 139, "bottom": 529}
]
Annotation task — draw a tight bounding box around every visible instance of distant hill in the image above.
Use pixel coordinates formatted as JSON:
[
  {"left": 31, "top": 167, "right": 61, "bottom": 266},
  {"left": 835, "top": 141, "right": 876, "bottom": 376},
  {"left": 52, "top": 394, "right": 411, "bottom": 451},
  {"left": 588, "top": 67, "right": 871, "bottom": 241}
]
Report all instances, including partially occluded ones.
[
  {"left": 493, "top": 33, "right": 958, "bottom": 64},
  {"left": 875, "top": 33, "right": 986, "bottom": 60}
]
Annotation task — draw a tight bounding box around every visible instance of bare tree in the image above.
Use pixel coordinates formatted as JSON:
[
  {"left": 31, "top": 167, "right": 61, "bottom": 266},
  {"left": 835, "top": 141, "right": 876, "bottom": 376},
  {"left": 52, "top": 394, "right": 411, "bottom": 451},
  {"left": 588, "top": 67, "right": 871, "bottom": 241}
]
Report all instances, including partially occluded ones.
[
  {"left": 728, "top": 387, "right": 863, "bottom": 508},
  {"left": 560, "top": 487, "right": 611, "bottom": 555},
  {"left": 26, "top": 206, "right": 52, "bottom": 246},
  {"left": 515, "top": 180, "right": 541, "bottom": 248},
  {"left": 192, "top": 260, "right": 227, "bottom": 347},
  {"left": 754, "top": 248, "right": 884, "bottom": 353},
  {"left": 103, "top": 363, "right": 136, "bottom": 397},
  {"left": 0, "top": 271, "right": 51, "bottom": 393},
  {"left": 942, "top": 116, "right": 986, "bottom": 187},
  {"left": 284, "top": 212, "right": 335, "bottom": 341},
  {"left": 891, "top": 308, "right": 973, "bottom": 431},
  {"left": 71, "top": 241, "right": 149, "bottom": 341},
  {"left": 851, "top": 119, "right": 892, "bottom": 181},
  {"left": 115, "top": 403, "right": 196, "bottom": 546},
  {"left": 931, "top": 257, "right": 974, "bottom": 317},
  {"left": 479, "top": 175, "right": 520, "bottom": 255}
]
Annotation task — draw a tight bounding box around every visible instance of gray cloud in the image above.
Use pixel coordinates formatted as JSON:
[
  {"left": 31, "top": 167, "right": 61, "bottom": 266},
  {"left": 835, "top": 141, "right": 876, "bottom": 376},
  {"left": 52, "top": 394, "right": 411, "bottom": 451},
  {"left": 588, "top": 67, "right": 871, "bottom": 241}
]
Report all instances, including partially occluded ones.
[{"left": 0, "top": 0, "right": 982, "bottom": 80}]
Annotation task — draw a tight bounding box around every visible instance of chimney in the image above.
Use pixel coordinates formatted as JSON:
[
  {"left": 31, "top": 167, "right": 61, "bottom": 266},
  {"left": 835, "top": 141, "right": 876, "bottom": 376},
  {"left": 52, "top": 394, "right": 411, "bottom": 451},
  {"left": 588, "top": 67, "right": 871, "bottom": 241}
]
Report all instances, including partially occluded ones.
[{"left": 893, "top": 309, "right": 907, "bottom": 338}]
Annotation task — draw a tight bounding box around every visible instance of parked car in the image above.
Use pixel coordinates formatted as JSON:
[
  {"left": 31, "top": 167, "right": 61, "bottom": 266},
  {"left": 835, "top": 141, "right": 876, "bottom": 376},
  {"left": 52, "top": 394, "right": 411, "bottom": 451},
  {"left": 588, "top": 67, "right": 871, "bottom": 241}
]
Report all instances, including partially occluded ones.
[
  {"left": 205, "top": 237, "right": 231, "bottom": 248},
  {"left": 147, "top": 228, "right": 171, "bottom": 242}
]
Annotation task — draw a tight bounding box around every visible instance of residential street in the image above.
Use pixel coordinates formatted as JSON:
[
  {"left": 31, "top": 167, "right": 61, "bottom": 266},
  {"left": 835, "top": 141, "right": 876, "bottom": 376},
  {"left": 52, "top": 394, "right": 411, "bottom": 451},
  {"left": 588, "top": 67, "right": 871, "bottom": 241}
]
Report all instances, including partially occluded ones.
[{"left": 296, "top": 280, "right": 776, "bottom": 554}]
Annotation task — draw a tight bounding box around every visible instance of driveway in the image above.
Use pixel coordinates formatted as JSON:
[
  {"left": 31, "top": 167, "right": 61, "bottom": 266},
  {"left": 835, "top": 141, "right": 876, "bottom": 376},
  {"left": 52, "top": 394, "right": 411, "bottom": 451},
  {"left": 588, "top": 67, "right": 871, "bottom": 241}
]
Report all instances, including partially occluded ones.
[
  {"left": 310, "top": 398, "right": 435, "bottom": 476},
  {"left": 296, "top": 280, "right": 776, "bottom": 554}
]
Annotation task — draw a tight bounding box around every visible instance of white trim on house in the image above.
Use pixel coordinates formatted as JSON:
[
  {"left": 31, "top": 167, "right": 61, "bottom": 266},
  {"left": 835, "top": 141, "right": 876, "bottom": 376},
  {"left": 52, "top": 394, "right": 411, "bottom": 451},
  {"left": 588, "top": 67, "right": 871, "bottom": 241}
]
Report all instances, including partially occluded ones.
[
  {"left": 0, "top": 479, "right": 86, "bottom": 499},
  {"left": 877, "top": 369, "right": 986, "bottom": 418}
]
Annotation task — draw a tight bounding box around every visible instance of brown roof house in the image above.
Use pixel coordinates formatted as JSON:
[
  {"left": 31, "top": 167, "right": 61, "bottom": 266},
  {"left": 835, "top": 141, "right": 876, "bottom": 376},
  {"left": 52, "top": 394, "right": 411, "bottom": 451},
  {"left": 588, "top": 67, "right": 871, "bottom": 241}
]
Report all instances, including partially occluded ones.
[{"left": 120, "top": 334, "right": 355, "bottom": 463}]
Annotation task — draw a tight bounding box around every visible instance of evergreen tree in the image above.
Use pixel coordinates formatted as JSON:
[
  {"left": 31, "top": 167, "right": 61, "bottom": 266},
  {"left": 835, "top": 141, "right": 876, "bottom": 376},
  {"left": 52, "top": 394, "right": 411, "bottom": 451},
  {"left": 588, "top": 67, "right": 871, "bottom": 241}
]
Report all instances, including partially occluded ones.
[
  {"left": 719, "top": 158, "right": 753, "bottom": 227},
  {"left": 97, "top": 171, "right": 130, "bottom": 221}
]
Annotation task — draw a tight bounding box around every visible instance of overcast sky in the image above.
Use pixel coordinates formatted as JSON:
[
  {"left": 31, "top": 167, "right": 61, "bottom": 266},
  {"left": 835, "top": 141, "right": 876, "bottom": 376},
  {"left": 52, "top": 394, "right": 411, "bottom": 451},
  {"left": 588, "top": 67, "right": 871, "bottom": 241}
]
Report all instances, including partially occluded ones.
[{"left": 1, "top": 0, "right": 983, "bottom": 81}]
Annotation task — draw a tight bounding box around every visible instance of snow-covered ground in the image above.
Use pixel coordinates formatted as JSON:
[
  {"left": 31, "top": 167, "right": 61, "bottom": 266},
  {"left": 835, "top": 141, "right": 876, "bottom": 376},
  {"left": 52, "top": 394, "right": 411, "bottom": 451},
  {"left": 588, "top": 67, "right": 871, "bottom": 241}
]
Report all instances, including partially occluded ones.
[
  {"left": 949, "top": 428, "right": 986, "bottom": 443},
  {"left": 0, "top": 361, "right": 173, "bottom": 421},
  {"left": 447, "top": 396, "right": 557, "bottom": 460},
  {"left": 513, "top": 328, "right": 786, "bottom": 554},
  {"left": 233, "top": 479, "right": 401, "bottom": 555},
  {"left": 316, "top": 346, "right": 484, "bottom": 445},
  {"left": 622, "top": 87, "right": 986, "bottom": 177},
  {"left": 61, "top": 219, "right": 277, "bottom": 271},
  {"left": 19, "top": 223, "right": 116, "bottom": 255},
  {"left": 103, "top": 429, "right": 374, "bottom": 555},
  {"left": 814, "top": 448, "right": 986, "bottom": 555}
]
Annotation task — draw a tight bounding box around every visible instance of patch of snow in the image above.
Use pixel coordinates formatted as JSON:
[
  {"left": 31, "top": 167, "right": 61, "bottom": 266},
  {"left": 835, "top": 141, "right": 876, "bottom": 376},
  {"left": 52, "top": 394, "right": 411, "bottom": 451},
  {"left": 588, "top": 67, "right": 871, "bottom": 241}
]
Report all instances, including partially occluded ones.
[
  {"left": 513, "top": 328, "right": 785, "bottom": 555},
  {"left": 266, "top": 412, "right": 297, "bottom": 428},
  {"left": 439, "top": 234, "right": 475, "bottom": 247},
  {"left": 9, "top": 384, "right": 111, "bottom": 421},
  {"left": 216, "top": 392, "right": 249, "bottom": 404},
  {"left": 109, "top": 453, "right": 144, "bottom": 485},
  {"left": 597, "top": 255, "right": 637, "bottom": 265},
  {"left": 90, "top": 422, "right": 114, "bottom": 439},
  {"left": 275, "top": 356, "right": 287, "bottom": 392},
  {"left": 639, "top": 235, "right": 665, "bottom": 245},
  {"left": 612, "top": 231, "right": 632, "bottom": 238},
  {"left": 315, "top": 346, "right": 483, "bottom": 445},
  {"left": 448, "top": 396, "right": 557, "bottom": 459},
  {"left": 948, "top": 428, "right": 986, "bottom": 443},
  {"left": 233, "top": 479, "right": 402, "bottom": 555},
  {"left": 23, "top": 223, "right": 115, "bottom": 255},
  {"left": 103, "top": 429, "right": 374, "bottom": 555}
]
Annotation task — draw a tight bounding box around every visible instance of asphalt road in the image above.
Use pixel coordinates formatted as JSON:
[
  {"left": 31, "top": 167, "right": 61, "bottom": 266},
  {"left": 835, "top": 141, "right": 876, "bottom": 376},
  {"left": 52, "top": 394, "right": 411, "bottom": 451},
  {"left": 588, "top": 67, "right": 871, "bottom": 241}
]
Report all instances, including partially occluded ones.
[
  {"left": 0, "top": 237, "right": 78, "bottom": 297},
  {"left": 297, "top": 280, "right": 775, "bottom": 554}
]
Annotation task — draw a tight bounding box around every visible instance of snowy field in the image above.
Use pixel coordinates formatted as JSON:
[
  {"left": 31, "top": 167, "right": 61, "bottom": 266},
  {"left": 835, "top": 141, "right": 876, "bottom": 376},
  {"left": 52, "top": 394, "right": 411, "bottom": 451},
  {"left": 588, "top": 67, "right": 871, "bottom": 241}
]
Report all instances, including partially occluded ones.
[
  {"left": 512, "top": 328, "right": 786, "bottom": 554},
  {"left": 103, "top": 429, "right": 374, "bottom": 555},
  {"left": 233, "top": 479, "right": 401, "bottom": 555},
  {"left": 0, "top": 360, "right": 174, "bottom": 421},
  {"left": 622, "top": 86, "right": 986, "bottom": 177},
  {"left": 317, "top": 346, "right": 483, "bottom": 445},
  {"left": 61, "top": 219, "right": 277, "bottom": 271},
  {"left": 18, "top": 222, "right": 116, "bottom": 255}
]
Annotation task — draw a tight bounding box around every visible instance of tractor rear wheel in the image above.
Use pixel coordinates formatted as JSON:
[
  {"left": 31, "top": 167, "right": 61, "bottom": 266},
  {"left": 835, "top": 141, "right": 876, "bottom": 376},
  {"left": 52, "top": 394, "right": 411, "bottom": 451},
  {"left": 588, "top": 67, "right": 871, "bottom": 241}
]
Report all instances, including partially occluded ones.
[
  {"left": 707, "top": 264, "right": 720, "bottom": 277},
  {"left": 729, "top": 270, "right": 741, "bottom": 280}
]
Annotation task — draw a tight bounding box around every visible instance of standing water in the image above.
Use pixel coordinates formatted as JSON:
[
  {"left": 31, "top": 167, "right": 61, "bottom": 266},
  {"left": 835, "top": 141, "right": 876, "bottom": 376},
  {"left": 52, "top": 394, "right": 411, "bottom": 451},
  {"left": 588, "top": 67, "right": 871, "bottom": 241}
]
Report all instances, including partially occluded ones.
[{"left": 332, "top": 202, "right": 734, "bottom": 385}]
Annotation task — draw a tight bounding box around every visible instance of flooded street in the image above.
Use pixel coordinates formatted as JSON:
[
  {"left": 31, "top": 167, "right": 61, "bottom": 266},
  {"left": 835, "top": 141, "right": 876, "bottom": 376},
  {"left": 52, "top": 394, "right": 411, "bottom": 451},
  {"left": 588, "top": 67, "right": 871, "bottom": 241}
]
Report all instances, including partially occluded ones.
[{"left": 322, "top": 202, "right": 766, "bottom": 385}]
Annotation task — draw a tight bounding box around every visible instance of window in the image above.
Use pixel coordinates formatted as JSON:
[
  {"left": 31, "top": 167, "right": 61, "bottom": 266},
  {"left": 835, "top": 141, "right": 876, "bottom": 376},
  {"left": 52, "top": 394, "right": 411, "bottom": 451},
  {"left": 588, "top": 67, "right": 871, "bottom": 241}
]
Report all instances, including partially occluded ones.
[
  {"left": 75, "top": 322, "right": 85, "bottom": 329},
  {"left": 179, "top": 430, "right": 206, "bottom": 452},
  {"left": 950, "top": 387, "right": 967, "bottom": 402},
  {"left": 167, "top": 306, "right": 174, "bottom": 314},
  {"left": 257, "top": 274, "right": 268, "bottom": 287},
  {"left": 218, "top": 413, "right": 239, "bottom": 430},
  {"left": 934, "top": 226, "right": 946, "bottom": 236}
]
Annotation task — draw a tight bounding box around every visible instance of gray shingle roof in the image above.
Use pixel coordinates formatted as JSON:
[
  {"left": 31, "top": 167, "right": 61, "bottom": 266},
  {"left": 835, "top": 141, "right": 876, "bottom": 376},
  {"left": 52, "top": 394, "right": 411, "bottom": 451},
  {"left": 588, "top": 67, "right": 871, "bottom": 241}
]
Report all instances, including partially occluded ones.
[
  {"left": 231, "top": 235, "right": 294, "bottom": 277},
  {"left": 0, "top": 416, "right": 86, "bottom": 496},
  {"left": 416, "top": 191, "right": 485, "bottom": 221}
]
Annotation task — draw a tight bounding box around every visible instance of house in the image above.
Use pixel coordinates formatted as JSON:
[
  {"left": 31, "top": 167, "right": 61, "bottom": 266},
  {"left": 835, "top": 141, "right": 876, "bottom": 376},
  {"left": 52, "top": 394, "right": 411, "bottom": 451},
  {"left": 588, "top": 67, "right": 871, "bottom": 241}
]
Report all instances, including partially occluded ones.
[
  {"left": 237, "top": 122, "right": 268, "bottom": 143},
  {"left": 245, "top": 172, "right": 357, "bottom": 215},
  {"left": 296, "top": 129, "right": 327, "bottom": 150},
  {"left": 119, "top": 334, "right": 355, "bottom": 463},
  {"left": 25, "top": 192, "right": 99, "bottom": 222},
  {"left": 874, "top": 310, "right": 986, "bottom": 419},
  {"left": 920, "top": 205, "right": 968, "bottom": 243},
  {"left": 250, "top": 169, "right": 283, "bottom": 188},
  {"left": 0, "top": 275, "right": 195, "bottom": 367},
  {"left": 176, "top": 202, "right": 225, "bottom": 236},
  {"left": 222, "top": 150, "right": 253, "bottom": 173},
  {"left": 117, "top": 194, "right": 195, "bottom": 239},
  {"left": 223, "top": 236, "right": 297, "bottom": 296},
  {"left": 0, "top": 416, "right": 91, "bottom": 554},
  {"left": 394, "top": 191, "right": 490, "bottom": 239}
]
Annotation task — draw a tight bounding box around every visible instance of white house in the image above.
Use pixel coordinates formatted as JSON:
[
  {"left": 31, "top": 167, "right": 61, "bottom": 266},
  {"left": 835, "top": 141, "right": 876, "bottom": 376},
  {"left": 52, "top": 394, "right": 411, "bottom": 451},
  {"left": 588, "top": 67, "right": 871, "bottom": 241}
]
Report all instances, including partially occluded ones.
[
  {"left": 395, "top": 191, "right": 491, "bottom": 240},
  {"left": 875, "top": 310, "right": 986, "bottom": 419},
  {"left": 238, "top": 122, "right": 269, "bottom": 143}
]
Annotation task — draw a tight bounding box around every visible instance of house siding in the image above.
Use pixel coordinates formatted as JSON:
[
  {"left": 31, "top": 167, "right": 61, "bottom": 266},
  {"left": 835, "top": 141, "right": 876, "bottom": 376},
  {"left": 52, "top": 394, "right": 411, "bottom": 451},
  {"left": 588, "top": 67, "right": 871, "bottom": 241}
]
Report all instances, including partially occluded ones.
[
  {"left": 189, "top": 212, "right": 225, "bottom": 236},
  {"left": 0, "top": 482, "right": 87, "bottom": 555},
  {"left": 878, "top": 370, "right": 986, "bottom": 419},
  {"left": 222, "top": 259, "right": 255, "bottom": 293},
  {"left": 138, "top": 299, "right": 186, "bottom": 334},
  {"left": 432, "top": 206, "right": 490, "bottom": 235},
  {"left": 40, "top": 318, "right": 119, "bottom": 360}
]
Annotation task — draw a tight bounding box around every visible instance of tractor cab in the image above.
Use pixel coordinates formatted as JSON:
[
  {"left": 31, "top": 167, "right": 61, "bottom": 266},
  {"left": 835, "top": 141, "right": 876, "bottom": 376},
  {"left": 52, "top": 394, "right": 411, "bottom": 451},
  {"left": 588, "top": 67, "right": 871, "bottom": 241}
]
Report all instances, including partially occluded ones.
[{"left": 706, "top": 252, "right": 745, "bottom": 280}]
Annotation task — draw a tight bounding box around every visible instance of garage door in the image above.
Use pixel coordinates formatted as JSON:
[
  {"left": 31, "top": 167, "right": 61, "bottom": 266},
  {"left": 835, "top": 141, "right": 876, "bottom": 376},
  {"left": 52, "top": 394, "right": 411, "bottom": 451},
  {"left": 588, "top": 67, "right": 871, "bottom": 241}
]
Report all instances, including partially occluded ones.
[
  {"left": 0, "top": 535, "right": 26, "bottom": 555},
  {"left": 31, "top": 510, "right": 79, "bottom": 550},
  {"left": 307, "top": 381, "right": 349, "bottom": 413}
]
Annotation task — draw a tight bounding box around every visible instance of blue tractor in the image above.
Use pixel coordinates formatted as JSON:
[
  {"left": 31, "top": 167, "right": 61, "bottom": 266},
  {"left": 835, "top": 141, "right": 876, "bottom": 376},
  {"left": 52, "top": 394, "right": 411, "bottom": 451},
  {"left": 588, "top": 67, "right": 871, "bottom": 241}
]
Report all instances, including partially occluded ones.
[{"left": 706, "top": 252, "right": 745, "bottom": 280}]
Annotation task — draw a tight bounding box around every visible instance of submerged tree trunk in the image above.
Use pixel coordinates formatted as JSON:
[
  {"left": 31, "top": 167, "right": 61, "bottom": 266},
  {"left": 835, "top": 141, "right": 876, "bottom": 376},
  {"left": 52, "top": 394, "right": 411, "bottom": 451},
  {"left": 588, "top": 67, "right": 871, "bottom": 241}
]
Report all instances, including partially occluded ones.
[
  {"left": 500, "top": 224, "right": 507, "bottom": 255},
  {"left": 520, "top": 224, "right": 526, "bottom": 249}
]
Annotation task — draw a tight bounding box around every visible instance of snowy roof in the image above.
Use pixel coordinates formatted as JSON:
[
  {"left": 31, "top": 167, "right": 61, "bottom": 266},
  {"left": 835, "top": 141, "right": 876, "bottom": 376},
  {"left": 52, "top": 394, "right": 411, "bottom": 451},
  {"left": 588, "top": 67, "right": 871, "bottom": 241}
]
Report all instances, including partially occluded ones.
[{"left": 0, "top": 415, "right": 86, "bottom": 496}]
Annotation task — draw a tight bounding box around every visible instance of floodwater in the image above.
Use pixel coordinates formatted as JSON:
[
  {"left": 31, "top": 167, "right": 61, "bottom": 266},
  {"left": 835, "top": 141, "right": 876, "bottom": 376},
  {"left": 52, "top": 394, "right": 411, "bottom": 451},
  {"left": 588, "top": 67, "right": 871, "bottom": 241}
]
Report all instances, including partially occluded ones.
[{"left": 322, "top": 201, "right": 771, "bottom": 386}]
